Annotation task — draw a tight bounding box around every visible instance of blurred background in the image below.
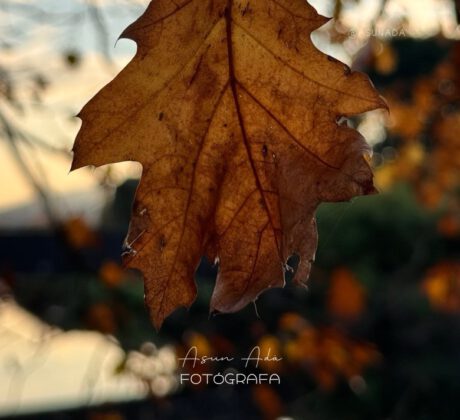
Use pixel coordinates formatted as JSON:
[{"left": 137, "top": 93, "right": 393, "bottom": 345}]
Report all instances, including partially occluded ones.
[{"left": 1, "top": 0, "right": 460, "bottom": 419}]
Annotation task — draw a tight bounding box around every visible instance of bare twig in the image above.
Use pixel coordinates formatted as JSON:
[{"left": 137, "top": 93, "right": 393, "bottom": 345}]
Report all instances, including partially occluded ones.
[
  {"left": 0, "top": 110, "right": 58, "bottom": 228},
  {"left": 86, "top": 0, "right": 113, "bottom": 62}
]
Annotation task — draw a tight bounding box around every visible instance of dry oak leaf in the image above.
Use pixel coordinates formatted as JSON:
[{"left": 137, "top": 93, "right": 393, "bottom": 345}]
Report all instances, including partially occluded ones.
[{"left": 71, "top": 0, "right": 385, "bottom": 329}]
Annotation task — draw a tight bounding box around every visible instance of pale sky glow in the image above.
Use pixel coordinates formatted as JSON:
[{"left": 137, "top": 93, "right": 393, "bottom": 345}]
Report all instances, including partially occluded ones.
[
  {"left": 0, "top": 51, "right": 141, "bottom": 209},
  {"left": 1, "top": 0, "right": 145, "bottom": 210},
  {"left": 0, "top": 299, "right": 148, "bottom": 416},
  {"left": 0, "top": 298, "right": 180, "bottom": 416}
]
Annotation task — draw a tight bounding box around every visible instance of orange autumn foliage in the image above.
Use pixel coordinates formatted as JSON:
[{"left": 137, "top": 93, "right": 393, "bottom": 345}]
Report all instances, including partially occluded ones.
[
  {"left": 327, "top": 268, "right": 367, "bottom": 320},
  {"left": 99, "top": 261, "right": 125, "bottom": 288},
  {"left": 278, "top": 313, "right": 380, "bottom": 391},
  {"left": 252, "top": 384, "right": 284, "bottom": 420},
  {"left": 422, "top": 262, "right": 460, "bottom": 313},
  {"left": 62, "top": 217, "right": 98, "bottom": 249}
]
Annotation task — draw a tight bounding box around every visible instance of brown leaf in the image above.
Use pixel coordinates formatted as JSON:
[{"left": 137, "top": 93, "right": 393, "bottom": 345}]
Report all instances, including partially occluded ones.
[{"left": 71, "top": 0, "right": 385, "bottom": 329}]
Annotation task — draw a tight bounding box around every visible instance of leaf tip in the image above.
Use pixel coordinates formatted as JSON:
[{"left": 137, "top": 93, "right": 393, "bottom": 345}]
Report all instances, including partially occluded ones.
[
  {"left": 318, "top": 14, "right": 332, "bottom": 27},
  {"left": 69, "top": 158, "right": 81, "bottom": 173},
  {"left": 378, "top": 95, "right": 390, "bottom": 113},
  {"left": 209, "top": 308, "right": 221, "bottom": 318},
  {"left": 69, "top": 149, "right": 87, "bottom": 172},
  {"left": 119, "top": 23, "right": 137, "bottom": 42},
  {"left": 144, "top": 294, "right": 166, "bottom": 331},
  {"left": 151, "top": 317, "right": 164, "bottom": 332},
  {"left": 365, "top": 182, "right": 379, "bottom": 196}
]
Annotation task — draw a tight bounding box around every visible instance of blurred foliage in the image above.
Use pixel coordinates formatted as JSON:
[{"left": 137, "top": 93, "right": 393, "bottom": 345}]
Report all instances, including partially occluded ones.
[{"left": 1, "top": 0, "right": 460, "bottom": 419}]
